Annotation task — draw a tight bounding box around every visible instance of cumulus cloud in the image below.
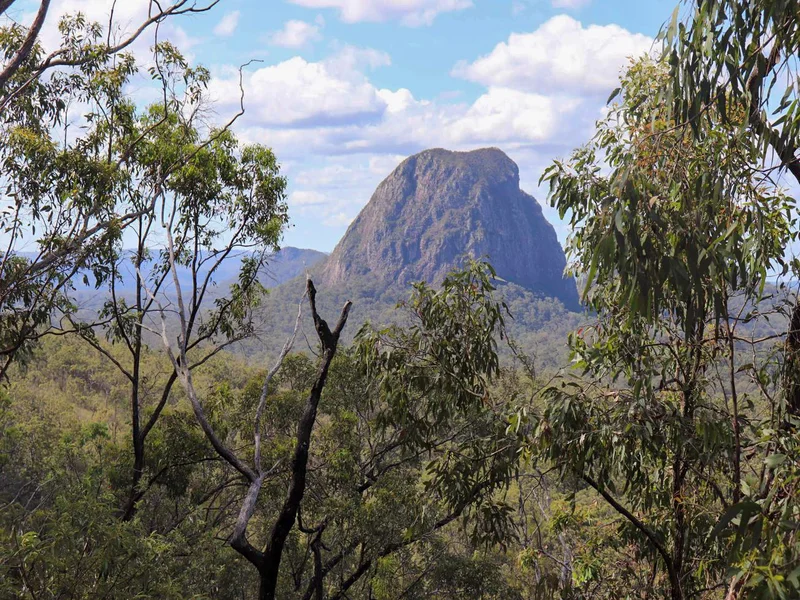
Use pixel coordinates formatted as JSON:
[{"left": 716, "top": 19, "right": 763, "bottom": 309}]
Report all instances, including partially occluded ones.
[
  {"left": 452, "top": 15, "right": 653, "bottom": 95},
  {"left": 449, "top": 88, "right": 580, "bottom": 145},
  {"left": 267, "top": 19, "right": 323, "bottom": 48},
  {"left": 208, "top": 50, "right": 391, "bottom": 128},
  {"left": 214, "top": 33, "right": 601, "bottom": 160},
  {"left": 287, "top": 0, "right": 472, "bottom": 26},
  {"left": 213, "top": 11, "right": 240, "bottom": 37},
  {"left": 232, "top": 79, "right": 589, "bottom": 162}
]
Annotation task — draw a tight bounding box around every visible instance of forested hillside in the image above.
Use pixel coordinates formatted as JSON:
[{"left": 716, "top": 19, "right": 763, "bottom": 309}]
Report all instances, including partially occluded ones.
[
  {"left": 0, "top": 292, "right": 629, "bottom": 599},
  {"left": 3, "top": 1, "right": 800, "bottom": 599},
  {"left": 250, "top": 272, "right": 583, "bottom": 370}
]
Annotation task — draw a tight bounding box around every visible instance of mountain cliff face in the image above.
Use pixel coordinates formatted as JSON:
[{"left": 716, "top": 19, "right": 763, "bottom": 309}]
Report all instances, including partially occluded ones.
[{"left": 320, "top": 147, "right": 579, "bottom": 309}]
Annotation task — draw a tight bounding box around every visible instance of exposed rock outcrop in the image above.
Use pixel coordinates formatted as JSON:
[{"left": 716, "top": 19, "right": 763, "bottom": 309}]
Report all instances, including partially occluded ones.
[{"left": 320, "top": 147, "right": 579, "bottom": 309}]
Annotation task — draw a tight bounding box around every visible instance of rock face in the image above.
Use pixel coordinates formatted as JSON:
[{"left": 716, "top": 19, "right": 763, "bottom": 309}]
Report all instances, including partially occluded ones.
[{"left": 320, "top": 147, "right": 579, "bottom": 309}]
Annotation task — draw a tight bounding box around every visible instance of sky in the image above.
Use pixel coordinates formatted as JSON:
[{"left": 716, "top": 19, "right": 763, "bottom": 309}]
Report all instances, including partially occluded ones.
[{"left": 10, "top": 0, "right": 680, "bottom": 252}]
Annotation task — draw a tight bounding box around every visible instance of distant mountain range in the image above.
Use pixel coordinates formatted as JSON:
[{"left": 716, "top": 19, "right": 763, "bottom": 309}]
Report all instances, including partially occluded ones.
[{"left": 62, "top": 247, "right": 328, "bottom": 309}]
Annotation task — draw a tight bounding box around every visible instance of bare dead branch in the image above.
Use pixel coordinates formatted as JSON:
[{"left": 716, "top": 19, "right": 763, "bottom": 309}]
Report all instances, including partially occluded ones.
[
  {"left": 256, "top": 280, "right": 352, "bottom": 597},
  {"left": 255, "top": 289, "right": 307, "bottom": 470}
]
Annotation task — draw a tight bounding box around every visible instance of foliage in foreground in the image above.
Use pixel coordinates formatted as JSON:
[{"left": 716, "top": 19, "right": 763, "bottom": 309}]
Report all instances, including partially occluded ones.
[
  {"left": 539, "top": 53, "right": 800, "bottom": 600},
  {"left": 0, "top": 263, "right": 561, "bottom": 599}
]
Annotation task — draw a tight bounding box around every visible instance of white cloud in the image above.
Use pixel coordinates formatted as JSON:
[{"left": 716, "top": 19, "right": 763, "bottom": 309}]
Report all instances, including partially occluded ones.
[
  {"left": 267, "top": 19, "right": 323, "bottom": 48},
  {"left": 452, "top": 15, "right": 653, "bottom": 95},
  {"left": 551, "top": 0, "right": 591, "bottom": 8},
  {"left": 448, "top": 88, "right": 580, "bottom": 145},
  {"left": 287, "top": 0, "right": 472, "bottom": 26},
  {"left": 232, "top": 79, "right": 590, "bottom": 162},
  {"left": 209, "top": 51, "right": 390, "bottom": 128},
  {"left": 216, "top": 35, "right": 598, "bottom": 160},
  {"left": 289, "top": 190, "right": 328, "bottom": 206},
  {"left": 213, "top": 11, "right": 240, "bottom": 37}
]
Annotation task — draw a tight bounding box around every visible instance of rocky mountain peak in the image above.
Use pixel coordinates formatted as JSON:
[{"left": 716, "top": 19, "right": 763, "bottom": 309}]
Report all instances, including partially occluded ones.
[{"left": 320, "top": 147, "right": 579, "bottom": 309}]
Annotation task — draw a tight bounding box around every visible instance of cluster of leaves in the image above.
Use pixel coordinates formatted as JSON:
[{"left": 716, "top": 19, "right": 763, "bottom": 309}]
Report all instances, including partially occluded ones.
[{"left": 537, "top": 54, "right": 799, "bottom": 599}]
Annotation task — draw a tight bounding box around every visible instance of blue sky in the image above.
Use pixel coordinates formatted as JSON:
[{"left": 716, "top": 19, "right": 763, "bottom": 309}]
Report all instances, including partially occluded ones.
[{"left": 25, "top": 0, "right": 680, "bottom": 252}]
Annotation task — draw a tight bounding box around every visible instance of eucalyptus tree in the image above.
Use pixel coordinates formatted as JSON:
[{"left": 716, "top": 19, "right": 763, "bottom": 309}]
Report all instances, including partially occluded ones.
[
  {"left": 660, "top": 3, "right": 800, "bottom": 596},
  {"left": 2, "top": 11, "right": 290, "bottom": 519},
  {"left": 540, "top": 3, "right": 800, "bottom": 596},
  {"left": 0, "top": 0, "right": 224, "bottom": 376},
  {"left": 147, "top": 260, "right": 525, "bottom": 599},
  {"left": 81, "top": 47, "right": 287, "bottom": 521},
  {"left": 287, "top": 262, "right": 524, "bottom": 599},
  {"left": 538, "top": 57, "right": 796, "bottom": 600}
]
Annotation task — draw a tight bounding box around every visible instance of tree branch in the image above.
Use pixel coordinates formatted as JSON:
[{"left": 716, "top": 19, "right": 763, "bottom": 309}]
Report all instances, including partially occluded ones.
[
  {"left": 0, "top": 1, "right": 220, "bottom": 113},
  {"left": 261, "top": 279, "right": 351, "bottom": 592},
  {"left": 137, "top": 259, "right": 257, "bottom": 484},
  {"left": 0, "top": 0, "right": 50, "bottom": 91},
  {"left": 255, "top": 289, "right": 306, "bottom": 471},
  {"left": 325, "top": 477, "right": 500, "bottom": 600},
  {"left": 582, "top": 474, "right": 681, "bottom": 598},
  {"left": 0, "top": 1, "right": 18, "bottom": 17},
  {"left": 746, "top": 44, "right": 800, "bottom": 185}
]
